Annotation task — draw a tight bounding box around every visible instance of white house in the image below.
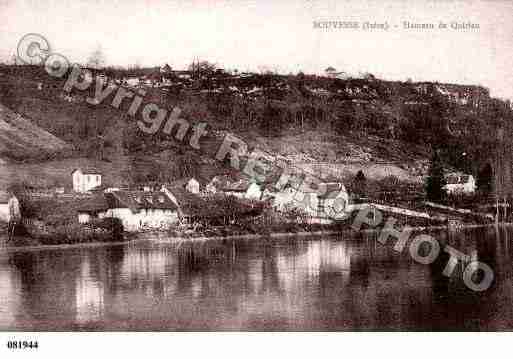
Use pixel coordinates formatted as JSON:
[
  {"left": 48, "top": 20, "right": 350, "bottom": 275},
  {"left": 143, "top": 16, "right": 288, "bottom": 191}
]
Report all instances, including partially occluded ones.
[
  {"left": 324, "top": 67, "right": 349, "bottom": 79},
  {"left": 78, "top": 190, "right": 180, "bottom": 231},
  {"left": 443, "top": 173, "right": 476, "bottom": 194},
  {"left": 185, "top": 178, "right": 200, "bottom": 194},
  {"left": 273, "top": 182, "right": 349, "bottom": 222},
  {"left": 0, "top": 191, "right": 9, "bottom": 222},
  {"left": 125, "top": 77, "right": 140, "bottom": 87},
  {"left": 160, "top": 64, "right": 172, "bottom": 73},
  {"left": 207, "top": 176, "right": 262, "bottom": 200},
  {"left": 72, "top": 168, "right": 102, "bottom": 193}
]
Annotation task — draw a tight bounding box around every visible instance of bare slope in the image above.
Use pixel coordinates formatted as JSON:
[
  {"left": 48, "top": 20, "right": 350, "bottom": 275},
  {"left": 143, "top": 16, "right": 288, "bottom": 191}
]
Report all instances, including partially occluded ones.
[{"left": 0, "top": 102, "right": 71, "bottom": 160}]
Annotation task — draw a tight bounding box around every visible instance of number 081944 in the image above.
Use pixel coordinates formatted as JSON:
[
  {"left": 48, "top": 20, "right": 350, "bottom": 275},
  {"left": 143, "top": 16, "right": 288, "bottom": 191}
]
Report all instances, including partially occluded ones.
[{"left": 7, "top": 340, "right": 39, "bottom": 349}]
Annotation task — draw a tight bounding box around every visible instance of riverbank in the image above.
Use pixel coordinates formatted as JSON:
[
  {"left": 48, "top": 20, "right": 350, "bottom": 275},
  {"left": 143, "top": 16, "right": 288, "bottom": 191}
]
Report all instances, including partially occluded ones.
[{"left": 2, "top": 221, "right": 510, "bottom": 254}]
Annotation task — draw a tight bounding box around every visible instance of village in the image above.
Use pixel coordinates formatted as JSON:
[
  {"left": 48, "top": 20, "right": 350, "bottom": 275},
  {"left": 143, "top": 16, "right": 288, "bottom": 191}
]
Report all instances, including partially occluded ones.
[
  {"left": 0, "top": 159, "right": 491, "bottom": 246},
  {"left": 1, "top": 56, "right": 507, "bottom": 246}
]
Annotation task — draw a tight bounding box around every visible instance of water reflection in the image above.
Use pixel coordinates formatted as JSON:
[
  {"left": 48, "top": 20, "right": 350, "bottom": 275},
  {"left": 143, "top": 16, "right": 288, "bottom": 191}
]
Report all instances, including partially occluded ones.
[{"left": 0, "top": 228, "right": 513, "bottom": 330}]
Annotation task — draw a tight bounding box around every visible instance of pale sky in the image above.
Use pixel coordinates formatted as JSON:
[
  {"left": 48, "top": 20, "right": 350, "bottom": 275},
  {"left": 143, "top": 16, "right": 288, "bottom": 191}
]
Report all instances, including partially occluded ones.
[{"left": 1, "top": 0, "right": 512, "bottom": 100}]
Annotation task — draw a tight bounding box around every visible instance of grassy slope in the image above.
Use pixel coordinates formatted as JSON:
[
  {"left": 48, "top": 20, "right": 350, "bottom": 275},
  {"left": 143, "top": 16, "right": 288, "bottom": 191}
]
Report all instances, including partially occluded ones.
[{"left": 0, "top": 103, "right": 71, "bottom": 160}]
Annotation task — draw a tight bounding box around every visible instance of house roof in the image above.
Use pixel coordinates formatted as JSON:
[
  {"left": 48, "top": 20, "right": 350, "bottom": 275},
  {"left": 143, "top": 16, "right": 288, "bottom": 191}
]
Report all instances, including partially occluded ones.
[
  {"left": 0, "top": 191, "right": 9, "bottom": 203},
  {"left": 78, "top": 195, "right": 109, "bottom": 213},
  {"left": 445, "top": 174, "right": 471, "bottom": 185},
  {"left": 72, "top": 167, "right": 102, "bottom": 175},
  {"left": 105, "top": 191, "right": 178, "bottom": 213},
  {"left": 318, "top": 182, "right": 346, "bottom": 199},
  {"left": 209, "top": 175, "right": 252, "bottom": 192},
  {"left": 164, "top": 186, "right": 214, "bottom": 218}
]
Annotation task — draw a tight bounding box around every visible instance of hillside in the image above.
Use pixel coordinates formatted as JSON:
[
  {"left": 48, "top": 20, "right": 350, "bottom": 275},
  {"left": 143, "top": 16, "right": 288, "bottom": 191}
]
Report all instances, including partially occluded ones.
[
  {"left": 0, "top": 64, "right": 511, "bottom": 191},
  {"left": 0, "top": 102, "right": 71, "bottom": 161}
]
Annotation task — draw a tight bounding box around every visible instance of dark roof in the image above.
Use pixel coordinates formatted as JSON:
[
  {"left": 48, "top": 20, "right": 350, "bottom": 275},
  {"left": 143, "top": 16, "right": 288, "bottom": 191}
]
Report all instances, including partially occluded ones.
[
  {"left": 105, "top": 191, "right": 178, "bottom": 213},
  {"left": 318, "top": 183, "right": 346, "bottom": 199},
  {"left": 210, "top": 175, "right": 259, "bottom": 192},
  {"left": 445, "top": 174, "right": 471, "bottom": 185},
  {"left": 72, "top": 167, "right": 102, "bottom": 175},
  {"left": 0, "top": 191, "right": 9, "bottom": 203},
  {"left": 78, "top": 195, "right": 109, "bottom": 213},
  {"left": 164, "top": 186, "right": 216, "bottom": 218}
]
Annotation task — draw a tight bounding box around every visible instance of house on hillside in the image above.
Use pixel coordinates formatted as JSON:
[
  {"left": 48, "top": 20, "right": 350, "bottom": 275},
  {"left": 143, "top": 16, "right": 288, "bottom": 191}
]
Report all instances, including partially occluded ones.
[
  {"left": 78, "top": 190, "right": 180, "bottom": 231},
  {"left": 72, "top": 168, "right": 102, "bottom": 193},
  {"left": 325, "top": 67, "right": 337, "bottom": 77},
  {"left": 185, "top": 178, "right": 200, "bottom": 194},
  {"left": 273, "top": 182, "right": 349, "bottom": 223},
  {"left": 77, "top": 195, "right": 109, "bottom": 224},
  {"left": 324, "top": 67, "right": 349, "bottom": 79},
  {"left": 161, "top": 186, "right": 218, "bottom": 225},
  {"left": 125, "top": 77, "right": 140, "bottom": 87},
  {"left": 207, "top": 176, "right": 262, "bottom": 200},
  {"left": 165, "top": 178, "right": 202, "bottom": 194},
  {"left": 160, "top": 63, "right": 172, "bottom": 74},
  {"left": 443, "top": 173, "right": 476, "bottom": 194},
  {"left": 0, "top": 191, "right": 9, "bottom": 222}
]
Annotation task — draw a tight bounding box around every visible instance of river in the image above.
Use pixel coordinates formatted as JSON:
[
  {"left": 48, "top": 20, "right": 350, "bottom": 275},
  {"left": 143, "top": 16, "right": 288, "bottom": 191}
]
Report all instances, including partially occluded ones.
[{"left": 0, "top": 226, "right": 512, "bottom": 331}]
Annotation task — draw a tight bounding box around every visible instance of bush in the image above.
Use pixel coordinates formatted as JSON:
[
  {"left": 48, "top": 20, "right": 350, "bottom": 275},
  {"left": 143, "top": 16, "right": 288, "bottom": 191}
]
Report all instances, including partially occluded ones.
[{"left": 92, "top": 217, "right": 124, "bottom": 241}]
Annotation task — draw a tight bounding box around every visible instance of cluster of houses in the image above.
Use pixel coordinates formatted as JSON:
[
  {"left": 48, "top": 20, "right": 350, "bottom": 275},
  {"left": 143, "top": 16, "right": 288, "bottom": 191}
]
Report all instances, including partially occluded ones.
[
  {"left": 71, "top": 168, "right": 350, "bottom": 232},
  {"left": 0, "top": 166, "right": 477, "bottom": 234},
  {"left": 443, "top": 172, "right": 476, "bottom": 194}
]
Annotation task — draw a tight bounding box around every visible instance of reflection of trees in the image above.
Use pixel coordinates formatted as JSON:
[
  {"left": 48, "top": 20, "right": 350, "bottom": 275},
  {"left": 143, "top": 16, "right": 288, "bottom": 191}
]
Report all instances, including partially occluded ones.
[{"left": 8, "top": 251, "right": 80, "bottom": 327}]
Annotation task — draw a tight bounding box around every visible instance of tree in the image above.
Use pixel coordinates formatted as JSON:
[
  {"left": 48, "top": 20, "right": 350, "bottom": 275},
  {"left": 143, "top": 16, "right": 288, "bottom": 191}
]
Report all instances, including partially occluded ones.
[
  {"left": 425, "top": 150, "right": 446, "bottom": 202},
  {"left": 188, "top": 60, "right": 216, "bottom": 78},
  {"left": 477, "top": 163, "right": 493, "bottom": 198},
  {"left": 260, "top": 102, "right": 282, "bottom": 137},
  {"left": 351, "top": 170, "right": 367, "bottom": 199},
  {"left": 87, "top": 45, "right": 106, "bottom": 69}
]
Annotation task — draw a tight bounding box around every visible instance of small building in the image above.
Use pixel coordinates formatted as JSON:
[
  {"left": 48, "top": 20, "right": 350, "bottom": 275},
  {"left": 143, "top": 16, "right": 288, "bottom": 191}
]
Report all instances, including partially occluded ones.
[
  {"left": 162, "top": 186, "right": 217, "bottom": 225},
  {"left": 273, "top": 182, "right": 349, "bottom": 222},
  {"left": 77, "top": 195, "right": 109, "bottom": 224},
  {"left": 185, "top": 178, "right": 200, "bottom": 194},
  {"left": 78, "top": 191, "right": 180, "bottom": 231},
  {"left": 72, "top": 168, "right": 102, "bottom": 193},
  {"left": 160, "top": 63, "right": 172, "bottom": 74},
  {"left": 207, "top": 176, "right": 262, "bottom": 200},
  {"left": 0, "top": 191, "right": 9, "bottom": 222},
  {"left": 324, "top": 67, "right": 348, "bottom": 79},
  {"left": 317, "top": 182, "right": 350, "bottom": 220},
  {"left": 126, "top": 77, "right": 140, "bottom": 87},
  {"left": 443, "top": 173, "right": 476, "bottom": 194}
]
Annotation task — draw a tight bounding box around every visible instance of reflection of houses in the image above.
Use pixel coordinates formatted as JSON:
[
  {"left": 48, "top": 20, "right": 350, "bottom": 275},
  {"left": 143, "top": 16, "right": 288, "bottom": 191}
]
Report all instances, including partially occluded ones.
[
  {"left": 443, "top": 173, "right": 476, "bottom": 194},
  {"left": 78, "top": 190, "right": 180, "bottom": 231},
  {"left": 75, "top": 257, "right": 104, "bottom": 323},
  {"left": 276, "top": 241, "right": 352, "bottom": 292},
  {"left": 72, "top": 168, "right": 102, "bottom": 193}
]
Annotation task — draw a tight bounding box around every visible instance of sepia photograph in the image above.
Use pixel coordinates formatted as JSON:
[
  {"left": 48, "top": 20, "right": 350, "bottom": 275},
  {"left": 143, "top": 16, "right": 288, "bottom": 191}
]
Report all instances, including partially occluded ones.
[{"left": 0, "top": 0, "right": 513, "bottom": 355}]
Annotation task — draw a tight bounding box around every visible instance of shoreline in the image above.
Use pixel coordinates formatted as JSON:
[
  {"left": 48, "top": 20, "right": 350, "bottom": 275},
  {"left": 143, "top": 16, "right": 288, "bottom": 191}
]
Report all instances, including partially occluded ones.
[{"left": 1, "top": 222, "right": 509, "bottom": 253}]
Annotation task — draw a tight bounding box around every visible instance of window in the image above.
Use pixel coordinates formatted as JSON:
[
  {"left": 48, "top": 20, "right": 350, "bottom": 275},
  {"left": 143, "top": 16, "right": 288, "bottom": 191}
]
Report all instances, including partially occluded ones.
[{"left": 318, "top": 198, "right": 325, "bottom": 216}]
